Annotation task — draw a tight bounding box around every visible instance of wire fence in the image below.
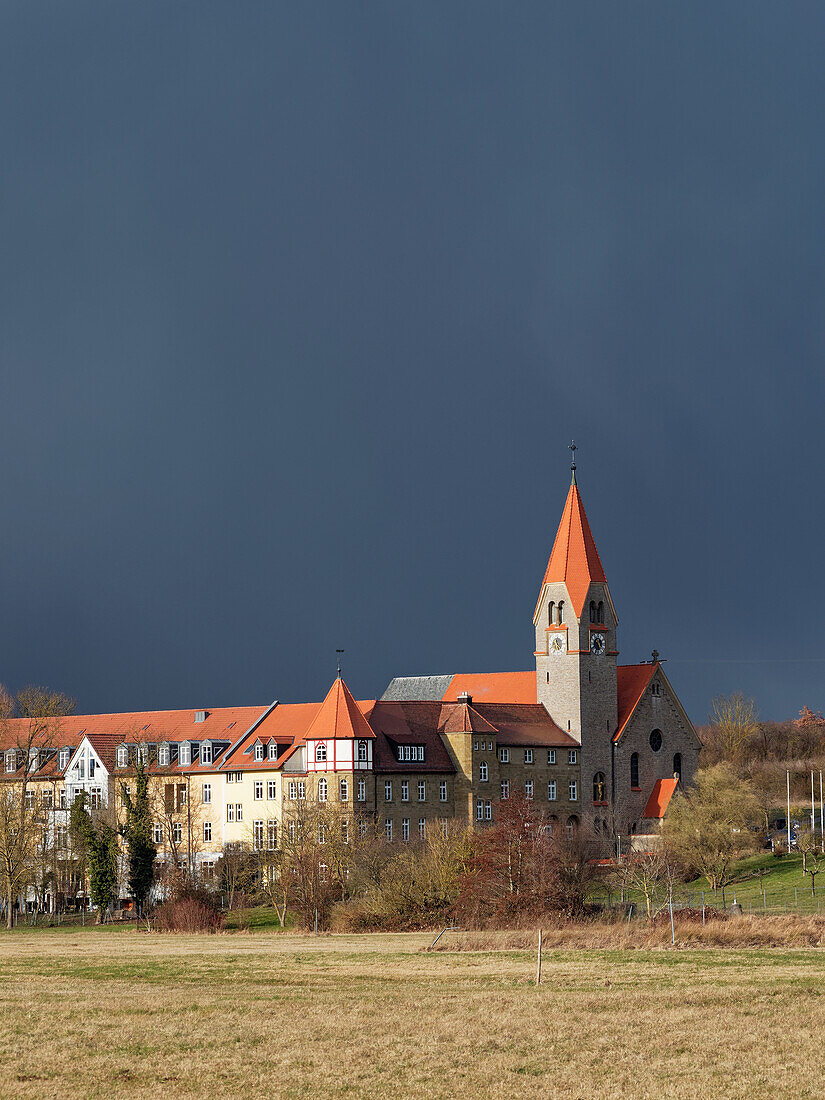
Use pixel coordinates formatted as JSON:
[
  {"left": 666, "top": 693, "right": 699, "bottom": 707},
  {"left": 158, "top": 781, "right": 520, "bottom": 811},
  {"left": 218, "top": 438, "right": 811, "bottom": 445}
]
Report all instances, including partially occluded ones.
[{"left": 592, "top": 887, "right": 825, "bottom": 919}]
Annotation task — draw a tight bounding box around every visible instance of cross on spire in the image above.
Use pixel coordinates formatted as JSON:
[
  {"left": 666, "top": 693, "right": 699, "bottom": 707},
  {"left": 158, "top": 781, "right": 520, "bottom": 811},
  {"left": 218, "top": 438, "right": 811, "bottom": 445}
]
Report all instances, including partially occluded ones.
[
  {"left": 336, "top": 649, "right": 344, "bottom": 678},
  {"left": 569, "top": 440, "right": 577, "bottom": 485}
]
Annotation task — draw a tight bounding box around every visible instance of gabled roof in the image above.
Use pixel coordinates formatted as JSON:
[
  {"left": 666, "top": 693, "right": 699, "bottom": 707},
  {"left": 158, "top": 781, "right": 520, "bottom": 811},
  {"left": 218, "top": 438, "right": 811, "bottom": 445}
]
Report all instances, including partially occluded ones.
[
  {"left": 643, "top": 777, "right": 679, "bottom": 819},
  {"left": 439, "top": 702, "right": 499, "bottom": 735},
  {"left": 613, "top": 663, "right": 657, "bottom": 743},
  {"left": 369, "top": 701, "right": 457, "bottom": 774},
  {"left": 303, "top": 677, "right": 377, "bottom": 742},
  {"left": 537, "top": 479, "right": 607, "bottom": 618}
]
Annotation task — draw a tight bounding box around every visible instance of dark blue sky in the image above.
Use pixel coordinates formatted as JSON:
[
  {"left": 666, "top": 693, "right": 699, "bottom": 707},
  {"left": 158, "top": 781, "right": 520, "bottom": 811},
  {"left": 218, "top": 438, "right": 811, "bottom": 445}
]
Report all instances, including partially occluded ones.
[{"left": 2, "top": 4, "right": 824, "bottom": 722}]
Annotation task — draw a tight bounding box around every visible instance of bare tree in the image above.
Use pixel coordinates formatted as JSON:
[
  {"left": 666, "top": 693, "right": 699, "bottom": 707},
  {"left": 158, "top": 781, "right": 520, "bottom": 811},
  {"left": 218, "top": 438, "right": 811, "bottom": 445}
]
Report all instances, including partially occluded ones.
[
  {"left": 708, "top": 693, "right": 759, "bottom": 762},
  {"left": 0, "top": 686, "right": 74, "bottom": 928}
]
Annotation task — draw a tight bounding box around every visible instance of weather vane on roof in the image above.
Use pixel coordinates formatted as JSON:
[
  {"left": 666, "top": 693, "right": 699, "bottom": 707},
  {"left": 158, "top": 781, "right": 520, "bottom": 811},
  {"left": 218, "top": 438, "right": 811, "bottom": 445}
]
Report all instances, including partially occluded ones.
[
  {"left": 336, "top": 649, "right": 344, "bottom": 678},
  {"left": 569, "top": 439, "right": 577, "bottom": 484}
]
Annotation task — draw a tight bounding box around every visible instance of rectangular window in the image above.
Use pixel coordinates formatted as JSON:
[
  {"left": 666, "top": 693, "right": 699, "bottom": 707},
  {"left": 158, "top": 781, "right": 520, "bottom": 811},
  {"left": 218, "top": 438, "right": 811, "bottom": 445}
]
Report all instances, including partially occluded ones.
[
  {"left": 418, "top": 818, "right": 426, "bottom": 839},
  {"left": 254, "top": 743, "right": 264, "bottom": 762},
  {"left": 484, "top": 800, "right": 492, "bottom": 821},
  {"left": 89, "top": 787, "right": 102, "bottom": 809},
  {"left": 153, "top": 823, "right": 163, "bottom": 845},
  {"left": 479, "top": 762, "right": 488, "bottom": 782},
  {"left": 202, "top": 783, "right": 211, "bottom": 804},
  {"left": 59, "top": 748, "right": 70, "bottom": 771},
  {"left": 234, "top": 772, "right": 243, "bottom": 782},
  {"left": 201, "top": 743, "right": 212, "bottom": 765},
  {"left": 288, "top": 782, "right": 296, "bottom": 800},
  {"left": 254, "top": 781, "right": 263, "bottom": 800},
  {"left": 501, "top": 780, "right": 510, "bottom": 799},
  {"left": 401, "top": 781, "right": 409, "bottom": 802},
  {"left": 236, "top": 803, "right": 243, "bottom": 821},
  {"left": 179, "top": 743, "right": 191, "bottom": 766},
  {"left": 384, "top": 781, "right": 392, "bottom": 802},
  {"left": 439, "top": 780, "right": 447, "bottom": 802},
  {"left": 548, "top": 780, "right": 557, "bottom": 801},
  {"left": 24, "top": 790, "right": 35, "bottom": 810},
  {"left": 339, "top": 779, "right": 348, "bottom": 801},
  {"left": 253, "top": 820, "right": 264, "bottom": 850},
  {"left": 59, "top": 788, "right": 67, "bottom": 810},
  {"left": 569, "top": 780, "right": 578, "bottom": 801},
  {"left": 418, "top": 780, "right": 426, "bottom": 801},
  {"left": 474, "top": 741, "right": 479, "bottom": 751},
  {"left": 203, "top": 821, "right": 212, "bottom": 843},
  {"left": 357, "top": 778, "right": 366, "bottom": 802},
  {"left": 227, "top": 804, "right": 235, "bottom": 822},
  {"left": 385, "top": 818, "right": 393, "bottom": 842},
  {"left": 56, "top": 825, "right": 68, "bottom": 849},
  {"left": 267, "top": 780, "right": 277, "bottom": 800},
  {"left": 499, "top": 747, "right": 510, "bottom": 763},
  {"left": 548, "top": 749, "right": 556, "bottom": 765},
  {"left": 476, "top": 799, "right": 484, "bottom": 821},
  {"left": 568, "top": 750, "right": 577, "bottom": 765},
  {"left": 227, "top": 772, "right": 234, "bottom": 783},
  {"left": 297, "top": 782, "right": 305, "bottom": 800},
  {"left": 524, "top": 749, "right": 534, "bottom": 765},
  {"left": 402, "top": 818, "right": 410, "bottom": 841},
  {"left": 172, "top": 822, "right": 182, "bottom": 843},
  {"left": 267, "top": 820, "right": 278, "bottom": 850},
  {"left": 42, "top": 789, "right": 53, "bottom": 810},
  {"left": 268, "top": 742, "right": 278, "bottom": 761},
  {"left": 525, "top": 781, "right": 534, "bottom": 799}
]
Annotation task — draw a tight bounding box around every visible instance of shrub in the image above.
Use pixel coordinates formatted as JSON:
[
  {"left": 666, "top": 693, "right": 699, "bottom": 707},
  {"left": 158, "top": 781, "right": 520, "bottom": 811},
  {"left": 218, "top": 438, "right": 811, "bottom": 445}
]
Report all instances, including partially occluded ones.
[{"left": 153, "top": 876, "right": 224, "bottom": 933}]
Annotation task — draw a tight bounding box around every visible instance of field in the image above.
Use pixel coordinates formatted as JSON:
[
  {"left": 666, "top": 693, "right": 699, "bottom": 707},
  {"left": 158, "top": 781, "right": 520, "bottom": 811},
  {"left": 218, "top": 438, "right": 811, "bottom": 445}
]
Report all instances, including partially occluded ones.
[{"left": 3, "top": 930, "right": 825, "bottom": 1099}]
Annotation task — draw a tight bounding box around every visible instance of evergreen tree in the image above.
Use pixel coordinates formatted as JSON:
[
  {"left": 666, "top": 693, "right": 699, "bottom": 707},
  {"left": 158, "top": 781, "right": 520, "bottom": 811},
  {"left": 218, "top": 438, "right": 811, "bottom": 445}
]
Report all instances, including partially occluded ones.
[
  {"left": 121, "top": 758, "right": 156, "bottom": 914},
  {"left": 70, "top": 791, "right": 118, "bottom": 923}
]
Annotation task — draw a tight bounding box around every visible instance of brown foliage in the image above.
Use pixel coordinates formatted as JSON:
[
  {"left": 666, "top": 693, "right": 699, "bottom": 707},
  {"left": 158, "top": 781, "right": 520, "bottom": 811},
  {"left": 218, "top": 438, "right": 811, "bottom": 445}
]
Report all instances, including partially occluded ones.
[{"left": 153, "top": 875, "right": 224, "bottom": 933}]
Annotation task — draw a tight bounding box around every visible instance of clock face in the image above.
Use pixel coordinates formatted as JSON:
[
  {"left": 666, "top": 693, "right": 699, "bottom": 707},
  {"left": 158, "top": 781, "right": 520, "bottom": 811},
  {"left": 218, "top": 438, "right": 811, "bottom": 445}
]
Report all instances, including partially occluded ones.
[
  {"left": 550, "top": 636, "right": 565, "bottom": 654},
  {"left": 590, "top": 632, "right": 606, "bottom": 655}
]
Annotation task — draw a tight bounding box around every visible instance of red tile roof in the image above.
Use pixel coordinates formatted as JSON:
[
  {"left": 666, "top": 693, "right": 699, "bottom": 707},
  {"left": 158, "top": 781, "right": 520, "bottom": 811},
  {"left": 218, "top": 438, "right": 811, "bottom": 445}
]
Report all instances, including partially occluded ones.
[
  {"left": 442, "top": 671, "right": 536, "bottom": 704},
  {"left": 643, "top": 777, "right": 679, "bottom": 819},
  {"left": 538, "top": 480, "right": 607, "bottom": 618},
  {"left": 613, "top": 664, "right": 657, "bottom": 742},
  {"left": 370, "top": 702, "right": 457, "bottom": 773},
  {"left": 303, "top": 677, "right": 376, "bottom": 742}
]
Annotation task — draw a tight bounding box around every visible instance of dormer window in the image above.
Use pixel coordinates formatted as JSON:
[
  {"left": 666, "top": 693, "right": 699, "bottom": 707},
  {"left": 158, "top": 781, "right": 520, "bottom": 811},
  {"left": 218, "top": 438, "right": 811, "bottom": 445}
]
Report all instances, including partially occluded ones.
[
  {"left": 396, "top": 745, "right": 425, "bottom": 763},
  {"left": 200, "top": 742, "right": 212, "bottom": 765},
  {"left": 137, "top": 744, "right": 148, "bottom": 765},
  {"left": 357, "top": 741, "right": 368, "bottom": 762},
  {"left": 158, "top": 743, "right": 170, "bottom": 767},
  {"left": 254, "top": 742, "right": 264, "bottom": 762},
  {"left": 116, "top": 745, "right": 128, "bottom": 768},
  {"left": 5, "top": 750, "right": 16, "bottom": 774},
  {"left": 179, "top": 742, "right": 191, "bottom": 766},
  {"left": 59, "top": 748, "right": 70, "bottom": 771},
  {"left": 267, "top": 742, "right": 278, "bottom": 761},
  {"left": 316, "top": 743, "right": 327, "bottom": 762}
]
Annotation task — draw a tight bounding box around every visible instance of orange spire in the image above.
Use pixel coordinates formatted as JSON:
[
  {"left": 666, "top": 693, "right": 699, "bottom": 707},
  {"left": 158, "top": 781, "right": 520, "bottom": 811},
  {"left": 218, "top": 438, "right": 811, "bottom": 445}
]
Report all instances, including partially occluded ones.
[
  {"left": 540, "top": 481, "right": 607, "bottom": 618},
  {"left": 304, "top": 676, "right": 376, "bottom": 741}
]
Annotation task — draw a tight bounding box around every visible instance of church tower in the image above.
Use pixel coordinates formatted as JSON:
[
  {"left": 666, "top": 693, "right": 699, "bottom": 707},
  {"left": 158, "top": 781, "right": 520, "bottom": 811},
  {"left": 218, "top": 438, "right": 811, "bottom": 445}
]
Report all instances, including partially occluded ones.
[{"left": 534, "top": 454, "right": 618, "bottom": 822}]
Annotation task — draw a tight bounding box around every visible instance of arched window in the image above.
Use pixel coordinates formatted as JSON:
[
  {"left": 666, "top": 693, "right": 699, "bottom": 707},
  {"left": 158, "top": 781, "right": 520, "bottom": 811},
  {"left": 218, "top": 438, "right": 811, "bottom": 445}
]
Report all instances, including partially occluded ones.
[
  {"left": 565, "top": 815, "right": 579, "bottom": 838},
  {"left": 116, "top": 745, "right": 128, "bottom": 768},
  {"left": 592, "top": 772, "right": 606, "bottom": 803},
  {"left": 673, "top": 753, "right": 682, "bottom": 780},
  {"left": 315, "top": 743, "right": 327, "bottom": 762},
  {"left": 649, "top": 729, "right": 663, "bottom": 753},
  {"left": 597, "top": 601, "right": 604, "bottom": 623},
  {"left": 547, "top": 815, "right": 559, "bottom": 835},
  {"left": 339, "top": 779, "right": 348, "bottom": 802},
  {"left": 589, "top": 601, "right": 596, "bottom": 623},
  {"left": 358, "top": 741, "right": 368, "bottom": 762},
  {"left": 557, "top": 600, "right": 564, "bottom": 624},
  {"left": 317, "top": 777, "right": 328, "bottom": 802},
  {"left": 548, "top": 601, "right": 554, "bottom": 626},
  {"left": 630, "top": 752, "right": 639, "bottom": 788}
]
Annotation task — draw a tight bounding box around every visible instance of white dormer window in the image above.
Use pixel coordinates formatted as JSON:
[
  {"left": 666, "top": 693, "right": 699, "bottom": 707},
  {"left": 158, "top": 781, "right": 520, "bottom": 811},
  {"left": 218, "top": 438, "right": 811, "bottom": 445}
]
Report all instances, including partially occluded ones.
[
  {"left": 28, "top": 748, "right": 40, "bottom": 773},
  {"left": 357, "top": 741, "right": 368, "bottom": 762},
  {"left": 200, "top": 742, "right": 212, "bottom": 765},
  {"left": 254, "top": 742, "right": 264, "bottom": 762},
  {"left": 59, "top": 748, "right": 70, "bottom": 771},
  {"left": 179, "top": 742, "right": 191, "bottom": 766},
  {"left": 159, "top": 743, "right": 170, "bottom": 767},
  {"left": 267, "top": 742, "right": 277, "bottom": 761},
  {"left": 117, "top": 745, "right": 128, "bottom": 768},
  {"left": 316, "top": 743, "right": 327, "bottom": 762},
  {"left": 5, "top": 750, "right": 16, "bottom": 774}
]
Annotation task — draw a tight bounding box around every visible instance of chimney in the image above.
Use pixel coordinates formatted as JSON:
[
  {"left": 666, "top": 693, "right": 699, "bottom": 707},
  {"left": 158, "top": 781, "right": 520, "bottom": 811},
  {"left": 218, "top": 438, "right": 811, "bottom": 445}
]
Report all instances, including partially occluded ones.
[{"left": 457, "top": 692, "right": 472, "bottom": 705}]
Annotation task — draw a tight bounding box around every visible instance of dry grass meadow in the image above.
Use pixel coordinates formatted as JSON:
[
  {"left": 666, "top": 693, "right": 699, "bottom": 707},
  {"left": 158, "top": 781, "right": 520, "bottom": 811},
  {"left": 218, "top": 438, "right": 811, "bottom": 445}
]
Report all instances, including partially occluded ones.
[{"left": 2, "top": 927, "right": 825, "bottom": 1099}]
